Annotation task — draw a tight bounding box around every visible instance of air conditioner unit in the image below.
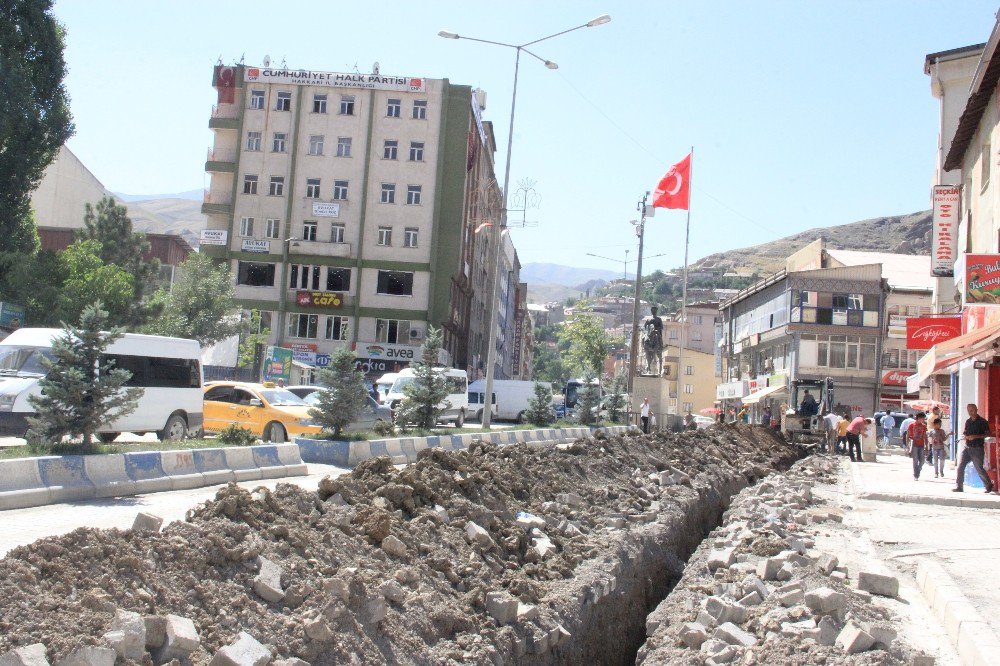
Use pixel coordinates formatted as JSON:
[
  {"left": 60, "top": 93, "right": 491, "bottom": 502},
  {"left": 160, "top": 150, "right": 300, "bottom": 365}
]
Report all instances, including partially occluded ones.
[{"left": 409, "top": 328, "right": 423, "bottom": 340}]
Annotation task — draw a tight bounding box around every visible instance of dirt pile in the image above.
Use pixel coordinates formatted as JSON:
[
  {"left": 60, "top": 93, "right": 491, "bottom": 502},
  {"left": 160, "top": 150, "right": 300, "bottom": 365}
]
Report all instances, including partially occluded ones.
[
  {"left": 637, "top": 455, "right": 933, "bottom": 665},
  {"left": 0, "top": 425, "right": 799, "bottom": 665}
]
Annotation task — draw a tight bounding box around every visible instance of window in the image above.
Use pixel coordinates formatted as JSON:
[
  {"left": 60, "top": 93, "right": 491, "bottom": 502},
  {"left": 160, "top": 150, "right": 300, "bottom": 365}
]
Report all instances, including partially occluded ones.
[
  {"left": 333, "top": 180, "right": 348, "bottom": 200},
  {"left": 249, "top": 90, "right": 265, "bottom": 109},
  {"left": 287, "top": 313, "right": 318, "bottom": 339},
  {"left": 272, "top": 132, "right": 287, "bottom": 152},
  {"left": 983, "top": 141, "right": 991, "bottom": 191},
  {"left": 326, "top": 267, "right": 350, "bottom": 291},
  {"left": 409, "top": 141, "right": 424, "bottom": 161},
  {"left": 237, "top": 261, "right": 275, "bottom": 287},
  {"left": 288, "top": 264, "right": 321, "bottom": 290},
  {"left": 684, "top": 365, "right": 693, "bottom": 376},
  {"left": 276, "top": 91, "right": 291, "bottom": 111},
  {"left": 793, "top": 290, "right": 876, "bottom": 327},
  {"left": 412, "top": 100, "right": 427, "bottom": 119},
  {"left": 313, "top": 93, "right": 327, "bottom": 114},
  {"left": 265, "top": 218, "right": 280, "bottom": 239},
  {"left": 375, "top": 318, "right": 411, "bottom": 344},
  {"left": 804, "top": 334, "right": 877, "bottom": 371},
  {"left": 331, "top": 223, "right": 345, "bottom": 243},
  {"left": 308, "top": 135, "right": 324, "bottom": 155},
  {"left": 377, "top": 226, "right": 392, "bottom": 246},
  {"left": 376, "top": 270, "right": 413, "bottom": 296},
  {"left": 103, "top": 355, "right": 201, "bottom": 389},
  {"left": 239, "top": 216, "right": 254, "bottom": 237},
  {"left": 246, "top": 131, "right": 262, "bottom": 151},
  {"left": 339, "top": 95, "right": 355, "bottom": 115},
  {"left": 404, "top": 227, "right": 418, "bottom": 248},
  {"left": 684, "top": 384, "right": 693, "bottom": 394},
  {"left": 683, "top": 402, "right": 693, "bottom": 414},
  {"left": 380, "top": 183, "right": 396, "bottom": 204},
  {"left": 406, "top": 185, "right": 422, "bottom": 205},
  {"left": 386, "top": 98, "right": 401, "bottom": 117},
  {"left": 243, "top": 174, "right": 258, "bottom": 195},
  {"left": 325, "top": 316, "right": 348, "bottom": 341},
  {"left": 336, "top": 137, "right": 352, "bottom": 157},
  {"left": 691, "top": 331, "right": 703, "bottom": 341},
  {"left": 305, "top": 178, "right": 321, "bottom": 198},
  {"left": 302, "top": 220, "right": 318, "bottom": 242},
  {"left": 268, "top": 176, "right": 284, "bottom": 196},
  {"left": 383, "top": 140, "right": 398, "bottom": 159}
]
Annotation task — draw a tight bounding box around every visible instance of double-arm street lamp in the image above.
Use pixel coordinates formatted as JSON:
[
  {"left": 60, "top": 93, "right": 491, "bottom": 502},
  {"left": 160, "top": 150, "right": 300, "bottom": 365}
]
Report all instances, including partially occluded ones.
[{"left": 439, "top": 14, "right": 611, "bottom": 429}]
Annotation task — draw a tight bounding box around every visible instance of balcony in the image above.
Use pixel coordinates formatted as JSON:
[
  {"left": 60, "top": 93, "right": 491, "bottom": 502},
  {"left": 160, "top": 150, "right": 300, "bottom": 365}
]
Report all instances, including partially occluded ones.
[
  {"left": 205, "top": 147, "right": 236, "bottom": 173},
  {"left": 208, "top": 104, "right": 239, "bottom": 130},
  {"left": 201, "top": 189, "right": 232, "bottom": 216},
  {"left": 288, "top": 239, "right": 354, "bottom": 259}
]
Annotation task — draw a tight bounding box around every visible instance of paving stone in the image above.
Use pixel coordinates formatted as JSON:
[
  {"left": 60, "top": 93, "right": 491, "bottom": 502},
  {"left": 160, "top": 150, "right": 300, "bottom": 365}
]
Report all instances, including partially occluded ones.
[
  {"left": 556, "top": 492, "right": 583, "bottom": 507},
  {"left": 697, "top": 610, "right": 717, "bottom": 628},
  {"left": 56, "top": 647, "right": 115, "bottom": 666},
  {"left": 485, "top": 591, "right": 519, "bottom": 625},
  {"left": 817, "top": 615, "right": 839, "bottom": 646},
  {"left": 381, "top": 535, "right": 407, "bottom": 557},
  {"left": 131, "top": 512, "right": 163, "bottom": 533},
  {"left": 304, "top": 618, "right": 334, "bottom": 641},
  {"left": 707, "top": 548, "right": 737, "bottom": 572},
  {"left": 829, "top": 571, "right": 848, "bottom": 583},
  {"left": 714, "top": 622, "right": 758, "bottom": 647},
  {"left": 0, "top": 644, "right": 50, "bottom": 666},
  {"left": 777, "top": 588, "right": 804, "bottom": 607},
  {"left": 103, "top": 609, "right": 145, "bottom": 661},
  {"left": 738, "top": 591, "right": 762, "bottom": 606},
  {"left": 775, "top": 563, "right": 794, "bottom": 581},
  {"left": 707, "top": 645, "right": 738, "bottom": 664},
  {"left": 865, "top": 623, "right": 897, "bottom": 650},
  {"left": 155, "top": 614, "right": 200, "bottom": 663},
  {"left": 756, "top": 558, "right": 782, "bottom": 581},
  {"left": 857, "top": 571, "right": 899, "bottom": 598},
  {"left": 465, "top": 521, "right": 495, "bottom": 549},
  {"left": 805, "top": 587, "right": 846, "bottom": 614},
  {"left": 209, "top": 632, "right": 271, "bottom": 666},
  {"left": 817, "top": 554, "right": 839, "bottom": 576},
  {"left": 681, "top": 622, "right": 709, "bottom": 648},
  {"left": 253, "top": 557, "right": 285, "bottom": 603},
  {"left": 836, "top": 621, "right": 874, "bottom": 654}
]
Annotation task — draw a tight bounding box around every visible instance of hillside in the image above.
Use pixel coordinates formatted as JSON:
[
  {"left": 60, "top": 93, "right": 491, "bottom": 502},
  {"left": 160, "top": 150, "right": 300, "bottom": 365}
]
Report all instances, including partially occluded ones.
[
  {"left": 693, "top": 209, "right": 932, "bottom": 275},
  {"left": 520, "top": 263, "right": 620, "bottom": 286},
  {"left": 123, "top": 197, "right": 205, "bottom": 249}
]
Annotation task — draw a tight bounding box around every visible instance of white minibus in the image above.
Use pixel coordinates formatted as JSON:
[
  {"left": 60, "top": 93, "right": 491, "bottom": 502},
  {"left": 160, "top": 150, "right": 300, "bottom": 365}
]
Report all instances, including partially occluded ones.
[
  {"left": 468, "top": 378, "right": 539, "bottom": 422},
  {"left": 386, "top": 367, "right": 469, "bottom": 427}
]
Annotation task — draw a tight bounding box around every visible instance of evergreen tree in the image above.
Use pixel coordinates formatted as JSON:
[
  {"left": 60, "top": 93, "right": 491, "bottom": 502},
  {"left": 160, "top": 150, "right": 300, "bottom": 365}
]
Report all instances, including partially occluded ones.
[
  {"left": 524, "top": 381, "right": 555, "bottom": 426},
  {"left": 394, "top": 327, "right": 450, "bottom": 430},
  {"left": 0, "top": 0, "right": 74, "bottom": 294},
  {"left": 27, "top": 302, "right": 143, "bottom": 450},
  {"left": 604, "top": 370, "right": 628, "bottom": 423},
  {"left": 144, "top": 253, "right": 242, "bottom": 345},
  {"left": 576, "top": 376, "right": 598, "bottom": 426},
  {"left": 308, "top": 348, "right": 368, "bottom": 438}
]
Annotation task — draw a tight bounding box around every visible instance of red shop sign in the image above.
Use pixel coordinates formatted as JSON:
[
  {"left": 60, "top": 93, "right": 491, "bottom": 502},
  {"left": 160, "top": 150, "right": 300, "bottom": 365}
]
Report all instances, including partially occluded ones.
[
  {"left": 906, "top": 316, "right": 962, "bottom": 350},
  {"left": 881, "top": 370, "right": 912, "bottom": 387}
]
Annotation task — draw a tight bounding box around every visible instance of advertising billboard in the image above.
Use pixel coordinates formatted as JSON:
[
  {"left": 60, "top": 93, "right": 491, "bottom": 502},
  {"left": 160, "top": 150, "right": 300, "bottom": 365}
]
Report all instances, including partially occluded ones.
[
  {"left": 931, "top": 185, "right": 960, "bottom": 277},
  {"left": 905, "top": 316, "right": 962, "bottom": 349},
  {"left": 964, "top": 254, "right": 1000, "bottom": 305}
]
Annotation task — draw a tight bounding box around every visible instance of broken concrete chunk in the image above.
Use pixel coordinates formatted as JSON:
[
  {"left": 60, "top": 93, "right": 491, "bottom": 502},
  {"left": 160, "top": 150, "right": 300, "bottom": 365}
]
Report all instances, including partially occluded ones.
[
  {"left": 836, "top": 620, "right": 874, "bottom": 654},
  {"left": 857, "top": 571, "right": 899, "bottom": 598},
  {"left": 103, "top": 609, "right": 145, "bottom": 661},
  {"left": 380, "top": 535, "right": 407, "bottom": 558},
  {"left": 516, "top": 603, "right": 539, "bottom": 622},
  {"left": 363, "top": 596, "right": 388, "bottom": 623},
  {"left": 531, "top": 536, "right": 557, "bottom": 560},
  {"left": 515, "top": 512, "right": 546, "bottom": 530},
  {"left": 707, "top": 548, "right": 736, "bottom": 572},
  {"left": 0, "top": 644, "right": 50, "bottom": 666},
  {"left": 714, "top": 622, "right": 758, "bottom": 648},
  {"left": 208, "top": 632, "right": 271, "bottom": 666},
  {"left": 253, "top": 557, "right": 285, "bottom": 603},
  {"left": 700, "top": 638, "right": 728, "bottom": 655},
  {"left": 132, "top": 512, "right": 164, "bottom": 534},
  {"left": 304, "top": 618, "right": 334, "bottom": 641},
  {"left": 155, "top": 614, "right": 200, "bottom": 662},
  {"left": 817, "top": 554, "right": 839, "bottom": 576},
  {"left": 555, "top": 492, "right": 583, "bottom": 507},
  {"left": 865, "top": 622, "right": 897, "bottom": 650},
  {"left": 144, "top": 616, "right": 167, "bottom": 648},
  {"left": 805, "top": 587, "right": 846, "bottom": 615},
  {"left": 681, "top": 622, "right": 710, "bottom": 648},
  {"left": 379, "top": 580, "right": 406, "bottom": 604},
  {"left": 829, "top": 570, "right": 848, "bottom": 583},
  {"left": 465, "top": 521, "right": 495, "bottom": 549},
  {"left": 738, "top": 591, "right": 762, "bottom": 606},
  {"left": 775, "top": 563, "right": 794, "bottom": 581},
  {"left": 56, "top": 647, "right": 115, "bottom": 666},
  {"left": 777, "top": 588, "right": 804, "bottom": 607},
  {"left": 322, "top": 577, "right": 350, "bottom": 601}
]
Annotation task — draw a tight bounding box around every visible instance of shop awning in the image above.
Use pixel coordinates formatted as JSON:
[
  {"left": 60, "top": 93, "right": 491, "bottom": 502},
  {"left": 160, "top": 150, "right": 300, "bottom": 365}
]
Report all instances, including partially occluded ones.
[
  {"left": 911, "top": 319, "right": 1000, "bottom": 389},
  {"left": 742, "top": 384, "right": 786, "bottom": 405}
]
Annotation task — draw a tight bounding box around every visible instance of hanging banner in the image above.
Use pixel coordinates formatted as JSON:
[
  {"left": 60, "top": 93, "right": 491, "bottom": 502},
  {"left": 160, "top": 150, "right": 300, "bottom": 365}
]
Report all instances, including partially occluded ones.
[
  {"left": 931, "top": 185, "right": 960, "bottom": 277},
  {"left": 245, "top": 67, "right": 425, "bottom": 92},
  {"left": 906, "top": 316, "right": 962, "bottom": 349},
  {"left": 964, "top": 254, "right": 1000, "bottom": 306}
]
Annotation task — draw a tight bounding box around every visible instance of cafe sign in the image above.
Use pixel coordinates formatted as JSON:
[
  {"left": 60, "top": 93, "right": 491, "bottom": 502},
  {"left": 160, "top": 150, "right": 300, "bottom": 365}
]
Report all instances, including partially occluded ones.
[
  {"left": 905, "top": 316, "right": 962, "bottom": 350},
  {"left": 295, "top": 291, "right": 343, "bottom": 308}
]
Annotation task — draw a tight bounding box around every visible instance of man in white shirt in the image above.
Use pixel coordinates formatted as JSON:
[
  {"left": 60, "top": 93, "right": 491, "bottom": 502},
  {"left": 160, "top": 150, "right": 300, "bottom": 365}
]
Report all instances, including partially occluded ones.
[
  {"left": 880, "top": 413, "right": 896, "bottom": 447},
  {"left": 822, "top": 411, "right": 842, "bottom": 453},
  {"left": 897, "top": 414, "right": 914, "bottom": 450},
  {"left": 640, "top": 398, "right": 651, "bottom": 434}
]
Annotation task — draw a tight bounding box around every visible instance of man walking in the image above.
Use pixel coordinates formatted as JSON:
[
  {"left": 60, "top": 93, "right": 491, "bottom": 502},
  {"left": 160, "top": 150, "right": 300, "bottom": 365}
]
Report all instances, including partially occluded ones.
[
  {"left": 898, "top": 413, "right": 915, "bottom": 451},
  {"left": 846, "top": 415, "right": 872, "bottom": 462},
  {"left": 640, "top": 398, "right": 650, "bottom": 434},
  {"left": 953, "top": 403, "right": 995, "bottom": 493},
  {"left": 823, "top": 410, "right": 841, "bottom": 453},
  {"left": 907, "top": 413, "right": 928, "bottom": 480},
  {"left": 880, "top": 412, "right": 896, "bottom": 447}
]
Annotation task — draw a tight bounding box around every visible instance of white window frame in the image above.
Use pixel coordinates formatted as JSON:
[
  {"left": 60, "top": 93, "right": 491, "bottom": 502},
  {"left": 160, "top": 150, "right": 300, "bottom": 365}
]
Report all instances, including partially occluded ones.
[
  {"left": 272, "top": 132, "right": 287, "bottom": 153},
  {"left": 383, "top": 140, "right": 398, "bottom": 160},
  {"left": 375, "top": 318, "right": 412, "bottom": 344},
  {"left": 305, "top": 178, "right": 321, "bottom": 199},
  {"left": 386, "top": 98, "right": 401, "bottom": 118},
  {"left": 313, "top": 93, "right": 327, "bottom": 114},
  {"left": 325, "top": 316, "right": 349, "bottom": 341},
  {"left": 403, "top": 227, "right": 418, "bottom": 248},
  {"left": 308, "top": 135, "right": 324, "bottom": 156},
  {"left": 265, "top": 218, "right": 281, "bottom": 239},
  {"left": 377, "top": 226, "right": 392, "bottom": 246},
  {"left": 412, "top": 100, "right": 427, "bottom": 119},
  {"left": 268, "top": 176, "right": 284, "bottom": 196},
  {"left": 331, "top": 223, "right": 345, "bottom": 243},
  {"left": 243, "top": 175, "right": 258, "bottom": 195},
  {"left": 380, "top": 183, "right": 395, "bottom": 204},
  {"left": 276, "top": 91, "right": 291, "bottom": 111},
  {"left": 333, "top": 180, "right": 348, "bottom": 200},
  {"left": 302, "top": 220, "right": 318, "bottom": 242},
  {"left": 287, "top": 313, "right": 319, "bottom": 339},
  {"left": 246, "top": 131, "right": 261, "bottom": 151},
  {"left": 409, "top": 141, "right": 424, "bottom": 161},
  {"left": 249, "top": 90, "right": 265, "bottom": 109},
  {"left": 406, "top": 185, "right": 422, "bottom": 205},
  {"left": 339, "top": 95, "right": 355, "bottom": 115},
  {"left": 239, "top": 216, "right": 254, "bottom": 237},
  {"left": 336, "top": 137, "right": 352, "bottom": 157}
]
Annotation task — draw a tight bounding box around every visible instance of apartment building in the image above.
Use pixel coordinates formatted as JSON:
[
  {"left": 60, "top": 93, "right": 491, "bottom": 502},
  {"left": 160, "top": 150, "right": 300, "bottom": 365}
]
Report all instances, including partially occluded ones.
[{"left": 203, "top": 64, "right": 513, "bottom": 378}]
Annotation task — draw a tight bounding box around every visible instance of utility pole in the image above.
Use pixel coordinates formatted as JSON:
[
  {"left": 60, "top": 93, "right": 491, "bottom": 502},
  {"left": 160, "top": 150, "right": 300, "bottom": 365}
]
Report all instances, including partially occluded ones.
[{"left": 627, "top": 193, "right": 651, "bottom": 394}]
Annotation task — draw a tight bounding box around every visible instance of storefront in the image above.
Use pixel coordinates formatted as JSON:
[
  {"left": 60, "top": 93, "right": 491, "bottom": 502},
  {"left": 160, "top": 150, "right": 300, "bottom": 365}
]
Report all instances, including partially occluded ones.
[{"left": 716, "top": 380, "right": 747, "bottom": 421}]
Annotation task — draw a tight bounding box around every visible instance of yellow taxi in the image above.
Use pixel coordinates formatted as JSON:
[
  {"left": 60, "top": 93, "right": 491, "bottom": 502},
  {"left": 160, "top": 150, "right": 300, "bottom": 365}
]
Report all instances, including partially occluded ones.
[{"left": 202, "top": 381, "right": 322, "bottom": 442}]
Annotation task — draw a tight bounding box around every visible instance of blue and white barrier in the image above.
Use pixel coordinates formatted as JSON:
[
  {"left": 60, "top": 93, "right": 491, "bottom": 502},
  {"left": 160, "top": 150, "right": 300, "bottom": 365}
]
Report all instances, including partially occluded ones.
[
  {"left": 296, "top": 424, "right": 637, "bottom": 468},
  {"left": 0, "top": 443, "right": 309, "bottom": 511}
]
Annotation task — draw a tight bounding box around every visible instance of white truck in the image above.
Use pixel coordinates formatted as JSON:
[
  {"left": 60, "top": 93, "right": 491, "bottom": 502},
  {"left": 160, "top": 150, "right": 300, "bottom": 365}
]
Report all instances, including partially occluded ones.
[{"left": 468, "top": 378, "right": 539, "bottom": 423}]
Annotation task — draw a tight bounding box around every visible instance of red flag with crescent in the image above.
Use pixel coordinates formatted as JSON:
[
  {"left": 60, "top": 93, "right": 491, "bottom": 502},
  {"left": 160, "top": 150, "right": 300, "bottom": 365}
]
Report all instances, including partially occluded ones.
[
  {"left": 214, "top": 65, "right": 236, "bottom": 104},
  {"left": 652, "top": 153, "right": 692, "bottom": 210}
]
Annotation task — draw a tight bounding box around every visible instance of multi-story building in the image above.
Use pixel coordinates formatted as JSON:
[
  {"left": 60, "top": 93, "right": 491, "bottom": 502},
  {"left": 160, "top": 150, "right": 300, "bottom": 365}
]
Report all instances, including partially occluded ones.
[
  {"left": 663, "top": 301, "right": 722, "bottom": 355},
  {"left": 202, "top": 64, "right": 514, "bottom": 379}
]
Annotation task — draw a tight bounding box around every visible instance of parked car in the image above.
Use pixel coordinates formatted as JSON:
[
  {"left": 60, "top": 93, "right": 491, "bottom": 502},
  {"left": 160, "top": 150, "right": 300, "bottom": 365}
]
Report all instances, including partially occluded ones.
[
  {"left": 202, "top": 381, "right": 321, "bottom": 442},
  {"left": 288, "top": 385, "right": 393, "bottom": 432}
]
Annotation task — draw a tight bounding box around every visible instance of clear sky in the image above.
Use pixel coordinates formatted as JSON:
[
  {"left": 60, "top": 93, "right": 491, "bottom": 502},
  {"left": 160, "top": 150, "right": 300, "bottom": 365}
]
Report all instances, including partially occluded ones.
[{"left": 52, "top": 0, "right": 998, "bottom": 275}]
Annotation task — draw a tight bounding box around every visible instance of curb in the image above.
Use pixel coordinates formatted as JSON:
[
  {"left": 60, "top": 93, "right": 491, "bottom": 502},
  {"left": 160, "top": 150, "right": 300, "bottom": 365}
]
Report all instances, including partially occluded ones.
[
  {"left": 848, "top": 456, "right": 1000, "bottom": 510},
  {"left": 296, "top": 425, "right": 638, "bottom": 468},
  {"left": 916, "top": 558, "right": 1000, "bottom": 666},
  {"left": 0, "top": 443, "right": 308, "bottom": 512}
]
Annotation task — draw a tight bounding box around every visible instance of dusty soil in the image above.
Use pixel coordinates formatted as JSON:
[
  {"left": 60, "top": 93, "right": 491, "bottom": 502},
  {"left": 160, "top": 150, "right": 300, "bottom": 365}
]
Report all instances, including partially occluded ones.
[{"left": 0, "top": 425, "right": 799, "bottom": 664}]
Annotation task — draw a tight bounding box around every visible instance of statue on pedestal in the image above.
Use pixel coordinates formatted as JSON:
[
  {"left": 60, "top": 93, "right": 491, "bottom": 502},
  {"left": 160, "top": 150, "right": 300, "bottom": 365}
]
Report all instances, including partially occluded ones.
[{"left": 640, "top": 306, "right": 664, "bottom": 376}]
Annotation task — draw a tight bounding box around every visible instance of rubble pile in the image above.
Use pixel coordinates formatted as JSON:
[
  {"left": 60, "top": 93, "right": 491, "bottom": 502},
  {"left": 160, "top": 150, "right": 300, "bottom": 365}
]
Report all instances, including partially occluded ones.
[
  {"left": 637, "top": 455, "right": 933, "bottom": 666},
  {"left": 0, "top": 425, "right": 799, "bottom": 665}
]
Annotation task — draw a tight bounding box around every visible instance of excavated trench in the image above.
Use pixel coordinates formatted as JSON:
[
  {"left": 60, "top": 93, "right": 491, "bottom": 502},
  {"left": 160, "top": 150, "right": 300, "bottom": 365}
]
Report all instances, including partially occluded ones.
[{"left": 0, "top": 425, "right": 802, "bottom": 665}]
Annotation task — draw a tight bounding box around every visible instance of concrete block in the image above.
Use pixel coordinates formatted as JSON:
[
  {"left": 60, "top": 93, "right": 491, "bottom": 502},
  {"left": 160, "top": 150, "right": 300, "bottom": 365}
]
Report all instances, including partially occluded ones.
[
  {"left": 56, "top": 647, "right": 115, "bottom": 666},
  {"left": 705, "top": 597, "right": 745, "bottom": 624},
  {"left": 645, "top": 618, "right": 660, "bottom": 636},
  {"left": 681, "top": 622, "right": 710, "bottom": 648},
  {"left": 0, "top": 644, "right": 49, "bottom": 666},
  {"left": 556, "top": 492, "right": 583, "bottom": 507},
  {"left": 817, "top": 615, "right": 838, "bottom": 646},
  {"left": 778, "top": 588, "right": 804, "bottom": 607},
  {"left": 817, "top": 554, "right": 839, "bottom": 576},
  {"left": 517, "top": 603, "right": 539, "bottom": 622},
  {"left": 531, "top": 536, "right": 556, "bottom": 560},
  {"left": 830, "top": 571, "right": 847, "bottom": 583},
  {"left": 714, "top": 622, "right": 758, "bottom": 647},
  {"left": 157, "top": 614, "right": 199, "bottom": 662},
  {"left": 775, "top": 563, "right": 794, "bottom": 581},
  {"left": 738, "top": 591, "right": 763, "bottom": 606},
  {"left": 857, "top": 571, "right": 899, "bottom": 598},
  {"left": 515, "top": 512, "right": 546, "bottom": 530},
  {"left": 910, "top": 656, "right": 935, "bottom": 666},
  {"left": 697, "top": 611, "right": 717, "bottom": 628},
  {"left": 707, "top": 548, "right": 736, "bottom": 572},
  {"left": 132, "top": 512, "right": 163, "bottom": 533},
  {"left": 836, "top": 620, "right": 874, "bottom": 654},
  {"left": 465, "top": 521, "right": 495, "bottom": 549},
  {"left": 486, "top": 591, "right": 519, "bottom": 625},
  {"left": 254, "top": 557, "right": 284, "bottom": 603},
  {"left": 144, "top": 615, "right": 167, "bottom": 647},
  {"left": 756, "top": 558, "right": 782, "bottom": 581},
  {"left": 707, "top": 645, "right": 737, "bottom": 664},
  {"left": 381, "top": 535, "right": 407, "bottom": 557},
  {"left": 84, "top": 454, "right": 137, "bottom": 498},
  {"left": 159, "top": 450, "right": 206, "bottom": 490},
  {"left": 865, "top": 623, "right": 897, "bottom": 650},
  {"left": 209, "top": 632, "right": 271, "bottom": 666},
  {"left": 222, "top": 447, "right": 264, "bottom": 482},
  {"left": 104, "top": 609, "right": 145, "bottom": 661},
  {"left": 805, "top": 587, "right": 846, "bottom": 614}
]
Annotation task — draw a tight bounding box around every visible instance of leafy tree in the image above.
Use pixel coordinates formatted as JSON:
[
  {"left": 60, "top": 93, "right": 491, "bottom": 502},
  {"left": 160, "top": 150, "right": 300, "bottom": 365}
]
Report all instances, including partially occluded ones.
[
  {"left": 559, "top": 314, "right": 612, "bottom": 383},
  {"left": 524, "top": 382, "right": 554, "bottom": 426},
  {"left": 144, "top": 253, "right": 242, "bottom": 345},
  {"left": 394, "top": 327, "right": 450, "bottom": 431},
  {"left": 0, "top": 0, "right": 74, "bottom": 294},
  {"left": 531, "top": 343, "right": 567, "bottom": 385},
  {"left": 58, "top": 241, "right": 136, "bottom": 325},
  {"left": 605, "top": 370, "right": 628, "bottom": 424},
  {"left": 27, "top": 302, "right": 143, "bottom": 450},
  {"left": 6, "top": 247, "right": 64, "bottom": 325},
  {"left": 309, "top": 348, "right": 368, "bottom": 438},
  {"left": 239, "top": 309, "right": 271, "bottom": 371},
  {"left": 575, "top": 376, "right": 598, "bottom": 426}
]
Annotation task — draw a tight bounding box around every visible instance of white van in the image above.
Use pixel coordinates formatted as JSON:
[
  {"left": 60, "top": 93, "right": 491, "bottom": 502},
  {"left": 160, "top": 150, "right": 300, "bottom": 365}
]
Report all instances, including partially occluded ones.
[
  {"left": 374, "top": 372, "right": 398, "bottom": 403},
  {"left": 0, "top": 328, "right": 203, "bottom": 442},
  {"left": 386, "top": 367, "right": 469, "bottom": 427},
  {"left": 468, "top": 378, "right": 539, "bottom": 422}
]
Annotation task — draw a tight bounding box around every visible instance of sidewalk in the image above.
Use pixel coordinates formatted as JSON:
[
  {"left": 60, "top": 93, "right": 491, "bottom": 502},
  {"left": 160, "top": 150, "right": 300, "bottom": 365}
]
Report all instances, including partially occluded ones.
[{"left": 850, "top": 450, "right": 1000, "bottom": 509}]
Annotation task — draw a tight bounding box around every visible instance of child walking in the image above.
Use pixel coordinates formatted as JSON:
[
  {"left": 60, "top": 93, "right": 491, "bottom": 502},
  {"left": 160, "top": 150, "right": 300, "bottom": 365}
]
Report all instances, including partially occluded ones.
[{"left": 929, "top": 417, "right": 948, "bottom": 478}]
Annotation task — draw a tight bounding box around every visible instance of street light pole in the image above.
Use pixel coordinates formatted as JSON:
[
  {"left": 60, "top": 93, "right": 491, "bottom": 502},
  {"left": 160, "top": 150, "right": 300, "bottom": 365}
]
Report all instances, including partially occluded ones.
[
  {"left": 440, "top": 14, "right": 611, "bottom": 429},
  {"left": 628, "top": 193, "right": 650, "bottom": 394}
]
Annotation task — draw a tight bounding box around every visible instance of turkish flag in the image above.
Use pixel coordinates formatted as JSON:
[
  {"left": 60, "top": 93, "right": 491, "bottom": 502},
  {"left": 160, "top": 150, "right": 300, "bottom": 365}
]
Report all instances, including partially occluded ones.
[{"left": 652, "top": 153, "right": 692, "bottom": 210}]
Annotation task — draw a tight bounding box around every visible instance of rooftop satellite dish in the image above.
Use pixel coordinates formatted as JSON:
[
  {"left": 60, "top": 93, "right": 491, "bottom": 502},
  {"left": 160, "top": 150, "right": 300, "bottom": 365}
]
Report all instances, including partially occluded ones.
[
  {"left": 372, "top": 61, "right": 380, "bottom": 75},
  {"left": 263, "top": 55, "right": 271, "bottom": 67}
]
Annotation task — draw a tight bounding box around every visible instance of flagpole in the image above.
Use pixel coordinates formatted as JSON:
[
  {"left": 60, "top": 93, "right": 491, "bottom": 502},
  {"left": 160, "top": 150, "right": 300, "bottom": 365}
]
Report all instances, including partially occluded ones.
[{"left": 677, "top": 146, "right": 693, "bottom": 417}]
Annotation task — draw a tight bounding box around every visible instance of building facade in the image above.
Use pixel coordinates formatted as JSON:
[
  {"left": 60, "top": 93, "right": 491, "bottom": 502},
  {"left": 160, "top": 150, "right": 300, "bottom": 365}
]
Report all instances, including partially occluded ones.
[{"left": 202, "top": 64, "right": 515, "bottom": 379}]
